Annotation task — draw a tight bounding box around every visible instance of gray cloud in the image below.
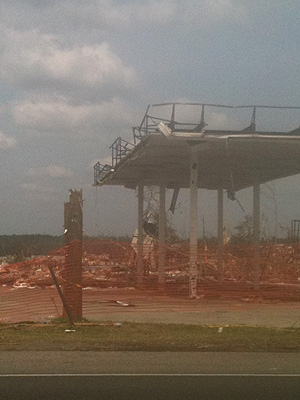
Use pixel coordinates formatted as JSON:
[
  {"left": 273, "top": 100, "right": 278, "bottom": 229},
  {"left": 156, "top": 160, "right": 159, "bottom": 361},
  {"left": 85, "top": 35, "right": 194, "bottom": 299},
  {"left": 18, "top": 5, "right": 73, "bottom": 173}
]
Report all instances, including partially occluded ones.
[
  {"left": 0, "top": 29, "right": 137, "bottom": 100},
  {"left": 0, "top": 0, "right": 247, "bottom": 41},
  {"left": 0, "top": 130, "right": 16, "bottom": 149},
  {"left": 10, "top": 95, "right": 137, "bottom": 138},
  {"left": 27, "top": 165, "right": 73, "bottom": 178}
]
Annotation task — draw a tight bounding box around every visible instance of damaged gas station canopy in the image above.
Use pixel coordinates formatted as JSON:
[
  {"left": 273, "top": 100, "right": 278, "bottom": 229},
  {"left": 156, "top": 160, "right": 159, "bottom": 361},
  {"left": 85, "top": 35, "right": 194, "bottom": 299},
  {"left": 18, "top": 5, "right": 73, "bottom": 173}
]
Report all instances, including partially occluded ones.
[
  {"left": 94, "top": 103, "right": 300, "bottom": 297},
  {"left": 94, "top": 103, "right": 300, "bottom": 191}
]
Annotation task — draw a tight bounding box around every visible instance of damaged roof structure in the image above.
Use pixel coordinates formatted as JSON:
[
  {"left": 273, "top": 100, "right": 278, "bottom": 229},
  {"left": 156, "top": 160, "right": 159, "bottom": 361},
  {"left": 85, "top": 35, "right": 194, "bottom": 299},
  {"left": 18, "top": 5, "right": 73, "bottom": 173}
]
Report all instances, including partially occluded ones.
[{"left": 94, "top": 103, "right": 300, "bottom": 298}]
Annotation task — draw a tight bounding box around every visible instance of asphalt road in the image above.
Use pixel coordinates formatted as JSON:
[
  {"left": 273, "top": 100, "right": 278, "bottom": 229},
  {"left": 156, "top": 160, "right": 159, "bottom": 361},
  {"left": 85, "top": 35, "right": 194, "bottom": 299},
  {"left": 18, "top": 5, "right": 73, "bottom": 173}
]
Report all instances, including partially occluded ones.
[
  {"left": 1, "top": 375, "right": 300, "bottom": 400},
  {"left": 1, "top": 351, "right": 300, "bottom": 375},
  {"left": 1, "top": 352, "right": 299, "bottom": 399}
]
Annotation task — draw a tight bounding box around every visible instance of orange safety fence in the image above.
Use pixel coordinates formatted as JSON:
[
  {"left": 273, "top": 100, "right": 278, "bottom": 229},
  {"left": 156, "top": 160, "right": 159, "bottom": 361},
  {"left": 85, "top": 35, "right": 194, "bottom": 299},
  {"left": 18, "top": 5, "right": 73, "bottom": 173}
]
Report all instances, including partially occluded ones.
[{"left": 0, "top": 239, "right": 300, "bottom": 323}]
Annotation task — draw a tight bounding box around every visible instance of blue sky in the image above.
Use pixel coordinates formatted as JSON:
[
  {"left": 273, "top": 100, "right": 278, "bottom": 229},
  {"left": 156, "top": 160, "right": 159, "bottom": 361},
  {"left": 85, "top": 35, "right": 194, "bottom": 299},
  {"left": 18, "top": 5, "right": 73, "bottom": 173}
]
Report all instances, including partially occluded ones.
[{"left": 0, "top": 0, "right": 300, "bottom": 237}]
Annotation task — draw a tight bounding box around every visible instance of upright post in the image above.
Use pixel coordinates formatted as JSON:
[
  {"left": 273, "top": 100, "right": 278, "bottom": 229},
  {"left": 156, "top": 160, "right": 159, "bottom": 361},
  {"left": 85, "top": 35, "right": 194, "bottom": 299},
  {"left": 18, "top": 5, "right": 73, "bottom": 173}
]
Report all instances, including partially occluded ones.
[
  {"left": 137, "top": 184, "right": 144, "bottom": 285},
  {"left": 217, "top": 188, "right": 224, "bottom": 282},
  {"left": 253, "top": 182, "right": 261, "bottom": 290},
  {"left": 63, "top": 189, "right": 83, "bottom": 320},
  {"left": 158, "top": 184, "right": 166, "bottom": 288},
  {"left": 189, "top": 146, "right": 199, "bottom": 298}
]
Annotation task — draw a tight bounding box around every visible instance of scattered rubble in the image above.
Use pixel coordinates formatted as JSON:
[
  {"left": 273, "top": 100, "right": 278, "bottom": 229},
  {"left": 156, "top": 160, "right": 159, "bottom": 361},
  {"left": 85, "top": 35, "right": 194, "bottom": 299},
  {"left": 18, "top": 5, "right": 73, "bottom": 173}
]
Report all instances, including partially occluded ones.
[{"left": 0, "top": 242, "right": 299, "bottom": 299}]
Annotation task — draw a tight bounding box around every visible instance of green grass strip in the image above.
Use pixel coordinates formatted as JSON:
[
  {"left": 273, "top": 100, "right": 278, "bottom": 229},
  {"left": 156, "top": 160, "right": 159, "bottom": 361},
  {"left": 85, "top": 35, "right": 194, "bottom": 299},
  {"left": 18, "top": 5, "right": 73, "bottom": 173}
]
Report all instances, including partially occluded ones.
[{"left": 0, "top": 321, "right": 299, "bottom": 352}]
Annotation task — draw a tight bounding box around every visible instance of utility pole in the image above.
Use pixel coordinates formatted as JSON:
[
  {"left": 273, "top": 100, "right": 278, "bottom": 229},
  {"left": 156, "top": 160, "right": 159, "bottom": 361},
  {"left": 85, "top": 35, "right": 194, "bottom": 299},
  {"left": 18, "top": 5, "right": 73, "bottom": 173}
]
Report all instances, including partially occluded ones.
[{"left": 63, "top": 189, "right": 83, "bottom": 320}]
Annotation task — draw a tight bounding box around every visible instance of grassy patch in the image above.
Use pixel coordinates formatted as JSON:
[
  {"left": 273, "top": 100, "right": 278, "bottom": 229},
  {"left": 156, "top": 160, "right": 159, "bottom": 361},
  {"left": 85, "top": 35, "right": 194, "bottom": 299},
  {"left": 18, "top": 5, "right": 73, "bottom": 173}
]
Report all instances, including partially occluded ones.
[{"left": 0, "top": 322, "right": 299, "bottom": 352}]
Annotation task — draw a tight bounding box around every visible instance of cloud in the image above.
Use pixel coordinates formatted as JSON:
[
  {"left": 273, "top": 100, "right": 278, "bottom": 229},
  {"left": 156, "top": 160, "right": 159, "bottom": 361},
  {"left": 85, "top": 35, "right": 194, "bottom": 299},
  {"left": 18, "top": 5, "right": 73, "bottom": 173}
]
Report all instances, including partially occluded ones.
[
  {"left": 45, "top": 165, "right": 73, "bottom": 178},
  {"left": 180, "top": 0, "right": 247, "bottom": 24},
  {"left": 27, "top": 165, "right": 73, "bottom": 179},
  {"left": 0, "top": 131, "right": 17, "bottom": 149},
  {"left": 21, "top": 182, "right": 56, "bottom": 192},
  {"left": 0, "top": 1, "right": 176, "bottom": 34},
  {"left": 0, "top": 29, "right": 136, "bottom": 98},
  {"left": 96, "top": 0, "right": 176, "bottom": 29},
  {"left": 11, "top": 95, "right": 136, "bottom": 137},
  {"left": 21, "top": 182, "right": 60, "bottom": 202},
  {"left": 0, "top": 1, "right": 246, "bottom": 36}
]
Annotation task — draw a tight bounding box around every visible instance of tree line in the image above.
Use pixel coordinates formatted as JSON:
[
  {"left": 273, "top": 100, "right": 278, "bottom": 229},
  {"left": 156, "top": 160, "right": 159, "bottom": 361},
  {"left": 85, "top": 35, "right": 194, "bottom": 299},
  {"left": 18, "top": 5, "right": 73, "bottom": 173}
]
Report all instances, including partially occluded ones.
[
  {"left": 0, "top": 234, "right": 133, "bottom": 260},
  {"left": 0, "top": 235, "right": 64, "bottom": 260}
]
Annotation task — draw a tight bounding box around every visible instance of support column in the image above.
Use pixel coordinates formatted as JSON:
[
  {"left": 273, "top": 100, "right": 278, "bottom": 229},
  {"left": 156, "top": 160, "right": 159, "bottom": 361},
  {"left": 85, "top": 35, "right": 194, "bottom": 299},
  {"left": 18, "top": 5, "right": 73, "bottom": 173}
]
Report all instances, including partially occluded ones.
[
  {"left": 137, "top": 184, "right": 144, "bottom": 285},
  {"left": 189, "top": 147, "right": 199, "bottom": 298},
  {"left": 253, "top": 182, "right": 261, "bottom": 290},
  {"left": 217, "top": 188, "right": 224, "bottom": 282},
  {"left": 158, "top": 184, "right": 166, "bottom": 288}
]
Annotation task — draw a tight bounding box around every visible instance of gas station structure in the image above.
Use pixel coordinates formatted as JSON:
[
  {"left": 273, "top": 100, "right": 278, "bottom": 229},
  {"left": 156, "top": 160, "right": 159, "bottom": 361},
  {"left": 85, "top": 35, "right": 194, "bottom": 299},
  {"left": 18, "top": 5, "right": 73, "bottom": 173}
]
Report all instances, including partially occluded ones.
[{"left": 94, "top": 103, "right": 300, "bottom": 298}]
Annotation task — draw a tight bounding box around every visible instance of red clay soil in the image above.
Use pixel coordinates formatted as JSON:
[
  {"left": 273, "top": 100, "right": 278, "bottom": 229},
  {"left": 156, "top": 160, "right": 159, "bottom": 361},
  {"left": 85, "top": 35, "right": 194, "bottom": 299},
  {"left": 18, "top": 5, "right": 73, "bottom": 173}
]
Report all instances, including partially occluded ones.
[{"left": 0, "top": 241, "right": 299, "bottom": 300}]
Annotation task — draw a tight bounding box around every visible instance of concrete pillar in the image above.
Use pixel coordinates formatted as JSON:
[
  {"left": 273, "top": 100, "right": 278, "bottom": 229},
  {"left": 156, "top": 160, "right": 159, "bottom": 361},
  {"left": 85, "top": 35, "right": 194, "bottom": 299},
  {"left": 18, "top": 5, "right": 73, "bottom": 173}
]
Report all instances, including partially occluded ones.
[
  {"left": 158, "top": 184, "right": 166, "bottom": 287},
  {"left": 189, "top": 147, "right": 199, "bottom": 298},
  {"left": 253, "top": 182, "right": 261, "bottom": 290},
  {"left": 217, "top": 188, "right": 224, "bottom": 282},
  {"left": 137, "top": 184, "right": 144, "bottom": 285}
]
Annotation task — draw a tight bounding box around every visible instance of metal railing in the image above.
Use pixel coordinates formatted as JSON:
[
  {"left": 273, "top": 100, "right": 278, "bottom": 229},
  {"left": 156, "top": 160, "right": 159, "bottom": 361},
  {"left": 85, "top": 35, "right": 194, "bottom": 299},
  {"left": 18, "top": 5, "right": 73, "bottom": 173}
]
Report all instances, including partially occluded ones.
[
  {"left": 94, "top": 162, "right": 113, "bottom": 185},
  {"left": 133, "top": 103, "right": 234, "bottom": 143},
  {"left": 110, "top": 137, "right": 135, "bottom": 167},
  {"left": 133, "top": 103, "right": 300, "bottom": 143}
]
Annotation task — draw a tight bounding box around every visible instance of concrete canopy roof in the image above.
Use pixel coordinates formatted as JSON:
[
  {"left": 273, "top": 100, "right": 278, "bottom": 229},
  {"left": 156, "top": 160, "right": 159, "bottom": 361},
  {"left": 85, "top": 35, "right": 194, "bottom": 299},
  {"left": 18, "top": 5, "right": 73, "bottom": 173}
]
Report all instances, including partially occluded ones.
[{"left": 96, "top": 131, "right": 300, "bottom": 191}]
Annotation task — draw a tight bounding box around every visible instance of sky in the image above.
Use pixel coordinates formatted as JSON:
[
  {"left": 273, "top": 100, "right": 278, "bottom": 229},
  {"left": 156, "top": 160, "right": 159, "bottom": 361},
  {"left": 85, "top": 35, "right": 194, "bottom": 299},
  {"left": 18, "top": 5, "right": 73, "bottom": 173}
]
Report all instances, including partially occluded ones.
[{"left": 0, "top": 0, "right": 300, "bottom": 238}]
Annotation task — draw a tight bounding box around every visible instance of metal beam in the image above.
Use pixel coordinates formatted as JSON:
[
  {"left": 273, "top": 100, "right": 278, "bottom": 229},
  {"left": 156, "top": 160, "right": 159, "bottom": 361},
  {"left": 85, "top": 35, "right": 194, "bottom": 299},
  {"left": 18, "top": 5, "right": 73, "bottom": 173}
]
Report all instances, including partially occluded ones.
[
  {"left": 189, "top": 146, "right": 199, "bottom": 298},
  {"left": 158, "top": 184, "right": 166, "bottom": 288},
  {"left": 217, "top": 188, "right": 224, "bottom": 282},
  {"left": 169, "top": 187, "right": 180, "bottom": 214},
  {"left": 137, "top": 184, "right": 144, "bottom": 285},
  {"left": 253, "top": 182, "right": 261, "bottom": 290}
]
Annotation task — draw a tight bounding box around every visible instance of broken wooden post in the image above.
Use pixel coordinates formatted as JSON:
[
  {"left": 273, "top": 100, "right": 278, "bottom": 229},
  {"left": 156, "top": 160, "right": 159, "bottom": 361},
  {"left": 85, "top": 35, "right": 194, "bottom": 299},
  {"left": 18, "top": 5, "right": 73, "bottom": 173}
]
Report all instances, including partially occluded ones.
[
  {"left": 63, "top": 188, "right": 83, "bottom": 320},
  {"left": 49, "top": 265, "right": 74, "bottom": 326},
  {"left": 189, "top": 146, "right": 199, "bottom": 298}
]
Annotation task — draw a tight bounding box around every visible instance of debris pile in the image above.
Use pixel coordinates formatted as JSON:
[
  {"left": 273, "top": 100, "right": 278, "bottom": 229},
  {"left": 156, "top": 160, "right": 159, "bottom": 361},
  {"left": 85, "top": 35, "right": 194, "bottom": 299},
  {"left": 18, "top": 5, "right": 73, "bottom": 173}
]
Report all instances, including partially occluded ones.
[{"left": 0, "top": 241, "right": 299, "bottom": 291}]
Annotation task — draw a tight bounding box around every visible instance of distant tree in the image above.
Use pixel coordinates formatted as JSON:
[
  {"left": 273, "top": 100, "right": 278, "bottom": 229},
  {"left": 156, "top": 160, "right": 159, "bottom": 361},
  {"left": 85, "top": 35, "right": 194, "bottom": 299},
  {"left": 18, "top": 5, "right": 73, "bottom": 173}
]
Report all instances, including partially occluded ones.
[
  {"left": 0, "top": 235, "right": 63, "bottom": 257},
  {"left": 231, "top": 214, "right": 269, "bottom": 244},
  {"left": 231, "top": 214, "right": 253, "bottom": 243}
]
